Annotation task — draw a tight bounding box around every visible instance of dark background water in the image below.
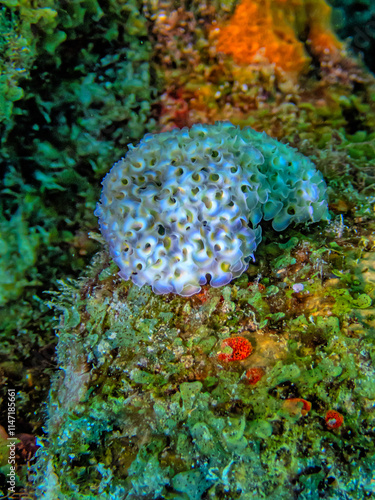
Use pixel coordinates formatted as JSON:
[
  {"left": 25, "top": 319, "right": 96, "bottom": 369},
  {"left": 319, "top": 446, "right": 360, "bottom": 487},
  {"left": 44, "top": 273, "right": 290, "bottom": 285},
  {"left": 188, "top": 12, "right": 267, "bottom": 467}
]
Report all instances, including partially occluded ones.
[{"left": 330, "top": 0, "right": 375, "bottom": 72}]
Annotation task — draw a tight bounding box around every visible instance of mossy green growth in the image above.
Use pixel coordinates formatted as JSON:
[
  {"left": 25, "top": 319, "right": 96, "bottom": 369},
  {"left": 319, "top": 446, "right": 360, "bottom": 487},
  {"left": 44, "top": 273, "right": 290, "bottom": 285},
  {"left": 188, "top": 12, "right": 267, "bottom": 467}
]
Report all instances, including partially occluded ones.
[
  {"left": 32, "top": 214, "right": 375, "bottom": 498},
  {"left": 0, "top": 3, "right": 158, "bottom": 495},
  {"left": 0, "top": 207, "right": 41, "bottom": 305},
  {"left": 1, "top": 0, "right": 157, "bottom": 307}
]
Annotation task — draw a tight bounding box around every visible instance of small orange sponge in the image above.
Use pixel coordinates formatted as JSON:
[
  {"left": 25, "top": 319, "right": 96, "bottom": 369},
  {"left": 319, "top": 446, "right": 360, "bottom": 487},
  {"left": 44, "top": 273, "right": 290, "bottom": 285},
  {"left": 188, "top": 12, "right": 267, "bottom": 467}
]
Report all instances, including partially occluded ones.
[
  {"left": 283, "top": 398, "right": 312, "bottom": 416},
  {"left": 246, "top": 367, "right": 264, "bottom": 385},
  {"left": 325, "top": 410, "right": 344, "bottom": 429}
]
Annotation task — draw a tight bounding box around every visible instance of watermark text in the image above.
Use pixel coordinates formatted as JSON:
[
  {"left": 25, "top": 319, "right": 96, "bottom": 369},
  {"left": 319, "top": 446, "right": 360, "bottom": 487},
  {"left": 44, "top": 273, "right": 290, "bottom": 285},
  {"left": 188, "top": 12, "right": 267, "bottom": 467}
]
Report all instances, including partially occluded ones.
[{"left": 7, "top": 389, "right": 17, "bottom": 496}]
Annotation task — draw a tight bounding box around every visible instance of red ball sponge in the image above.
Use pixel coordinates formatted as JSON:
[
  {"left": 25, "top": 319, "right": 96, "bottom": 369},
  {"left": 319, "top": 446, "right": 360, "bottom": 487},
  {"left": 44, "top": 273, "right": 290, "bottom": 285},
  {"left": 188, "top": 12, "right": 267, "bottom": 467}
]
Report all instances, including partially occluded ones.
[{"left": 218, "top": 336, "right": 253, "bottom": 362}]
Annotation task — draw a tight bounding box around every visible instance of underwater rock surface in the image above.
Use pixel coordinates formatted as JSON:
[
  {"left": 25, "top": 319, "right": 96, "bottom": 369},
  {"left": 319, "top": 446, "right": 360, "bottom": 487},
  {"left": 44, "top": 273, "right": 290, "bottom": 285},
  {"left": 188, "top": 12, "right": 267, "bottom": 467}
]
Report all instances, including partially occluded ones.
[{"left": 33, "top": 224, "right": 375, "bottom": 498}]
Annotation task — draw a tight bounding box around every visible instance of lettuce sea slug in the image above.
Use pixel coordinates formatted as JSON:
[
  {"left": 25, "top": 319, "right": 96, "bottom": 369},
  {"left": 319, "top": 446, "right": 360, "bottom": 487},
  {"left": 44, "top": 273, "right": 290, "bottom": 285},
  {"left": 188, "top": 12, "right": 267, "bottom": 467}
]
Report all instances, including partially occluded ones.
[{"left": 95, "top": 122, "right": 329, "bottom": 296}]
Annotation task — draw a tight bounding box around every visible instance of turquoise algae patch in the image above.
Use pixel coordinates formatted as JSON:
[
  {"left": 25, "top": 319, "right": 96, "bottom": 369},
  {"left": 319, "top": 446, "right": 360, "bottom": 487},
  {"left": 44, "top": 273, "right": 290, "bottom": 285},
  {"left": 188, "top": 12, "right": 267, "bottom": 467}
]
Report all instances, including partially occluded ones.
[{"left": 95, "top": 122, "right": 329, "bottom": 296}]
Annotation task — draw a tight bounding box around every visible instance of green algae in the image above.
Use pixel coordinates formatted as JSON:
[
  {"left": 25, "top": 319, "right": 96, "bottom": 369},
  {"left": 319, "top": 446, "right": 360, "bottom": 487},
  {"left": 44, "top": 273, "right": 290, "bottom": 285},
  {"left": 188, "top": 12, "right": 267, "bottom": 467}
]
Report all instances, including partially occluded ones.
[
  {"left": 0, "top": 3, "right": 158, "bottom": 478},
  {"left": 31, "top": 212, "right": 375, "bottom": 498}
]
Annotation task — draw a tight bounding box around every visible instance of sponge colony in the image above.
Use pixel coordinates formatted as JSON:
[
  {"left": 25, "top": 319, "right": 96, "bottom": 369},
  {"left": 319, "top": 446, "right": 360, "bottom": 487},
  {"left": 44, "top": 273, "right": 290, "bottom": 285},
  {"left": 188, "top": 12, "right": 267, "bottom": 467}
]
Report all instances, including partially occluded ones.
[{"left": 95, "top": 123, "right": 329, "bottom": 296}]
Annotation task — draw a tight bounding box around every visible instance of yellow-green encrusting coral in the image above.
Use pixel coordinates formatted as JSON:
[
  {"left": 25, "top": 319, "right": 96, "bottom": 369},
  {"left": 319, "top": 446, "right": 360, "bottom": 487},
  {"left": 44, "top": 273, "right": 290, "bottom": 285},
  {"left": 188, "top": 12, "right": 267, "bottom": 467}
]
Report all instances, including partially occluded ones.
[{"left": 96, "top": 122, "right": 329, "bottom": 296}]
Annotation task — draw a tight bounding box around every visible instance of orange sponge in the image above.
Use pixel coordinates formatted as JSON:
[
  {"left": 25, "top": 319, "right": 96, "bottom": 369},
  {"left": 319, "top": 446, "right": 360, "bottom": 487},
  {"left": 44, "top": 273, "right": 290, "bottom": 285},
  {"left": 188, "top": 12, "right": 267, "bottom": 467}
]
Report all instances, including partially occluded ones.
[{"left": 215, "top": 0, "right": 342, "bottom": 80}]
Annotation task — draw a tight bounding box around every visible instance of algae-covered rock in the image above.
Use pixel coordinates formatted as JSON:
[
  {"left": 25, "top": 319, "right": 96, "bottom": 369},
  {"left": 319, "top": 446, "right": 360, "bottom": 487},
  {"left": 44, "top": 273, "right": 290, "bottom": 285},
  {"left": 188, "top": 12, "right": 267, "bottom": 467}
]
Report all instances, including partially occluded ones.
[
  {"left": 32, "top": 221, "right": 375, "bottom": 498},
  {"left": 0, "top": 3, "right": 158, "bottom": 482}
]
